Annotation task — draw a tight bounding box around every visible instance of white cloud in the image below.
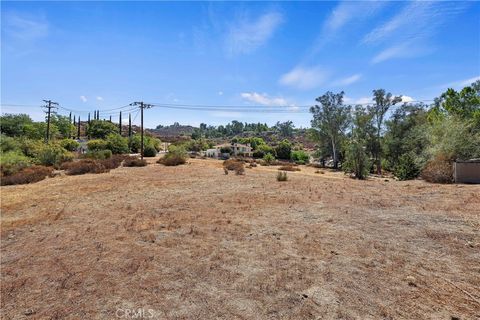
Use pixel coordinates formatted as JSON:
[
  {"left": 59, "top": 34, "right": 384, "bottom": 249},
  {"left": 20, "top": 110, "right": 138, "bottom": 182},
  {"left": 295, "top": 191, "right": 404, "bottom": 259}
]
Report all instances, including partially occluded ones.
[
  {"left": 442, "top": 76, "right": 480, "bottom": 89},
  {"left": 365, "top": 2, "right": 468, "bottom": 63},
  {"left": 225, "top": 12, "right": 283, "bottom": 55},
  {"left": 218, "top": 91, "right": 224, "bottom": 96},
  {"left": 4, "top": 12, "right": 49, "bottom": 41},
  {"left": 308, "top": 1, "right": 386, "bottom": 55},
  {"left": 325, "top": 1, "right": 386, "bottom": 33},
  {"left": 96, "top": 96, "right": 104, "bottom": 101},
  {"left": 333, "top": 74, "right": 362, "bottom": 86},
  {"left": 240, "top": 92, "right": 288, "bottom": 106},
  {"left": 279, "top": 66, "right": 329, "bottom": 90},
  {"left": 401, "top": 95, "right": 414, "bottom": 103},
  {"left": 80, "top": 96, "right": 87, "bottom": 103},
  {"left": 371, "top": 43, "right": 432, "bottom": 64}
]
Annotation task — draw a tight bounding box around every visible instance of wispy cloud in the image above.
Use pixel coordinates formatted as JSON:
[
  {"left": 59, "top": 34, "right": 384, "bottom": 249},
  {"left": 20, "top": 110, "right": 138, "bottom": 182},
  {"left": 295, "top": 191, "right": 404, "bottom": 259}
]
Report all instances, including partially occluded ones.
[
  {"left": 332, "top": 74, "right": 362, "bottom": 86},
  {"left": 240, "top": 92, "right": 288, "bottom": 106},
  {"left": 441, "top": 76, "right": 480, "bottom": 89},
  {"left": 279, "top": 66, "right": 329, "bottom": 90},
  {"left": 80, "top": 96, "right": 87, "bottom": 103},
  {"left": 3, "top": 12, "right": 49, "bottom": 41},
  {"left": 309, "top": 1, "right": 386, "bottom": 55},
  {"left": 96, "top": 96, "right": 104, "bottom": 101},
  {"left": 225, "top": 11, "right": 283, "bottom": 55},
  {"left": 3, "top": 12, "right": 49, "bottom": 55},
  {"left": 365, "top": 2, "right": 468, "bottom": 63}
]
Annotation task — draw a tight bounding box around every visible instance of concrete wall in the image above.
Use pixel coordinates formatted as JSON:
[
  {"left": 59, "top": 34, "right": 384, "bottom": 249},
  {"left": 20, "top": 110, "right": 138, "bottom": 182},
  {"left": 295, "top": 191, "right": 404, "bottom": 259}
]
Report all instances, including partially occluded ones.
[{"left": 454, "top": 161, "right": 480, "bottom": 184}]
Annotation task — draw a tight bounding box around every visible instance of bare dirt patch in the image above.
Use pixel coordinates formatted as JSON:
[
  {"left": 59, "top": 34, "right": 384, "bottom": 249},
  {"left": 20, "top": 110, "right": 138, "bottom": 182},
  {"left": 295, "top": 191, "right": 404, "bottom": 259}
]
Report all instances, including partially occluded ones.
[{"left": 1, "top": 158, "right": 479, "bottom": 319}]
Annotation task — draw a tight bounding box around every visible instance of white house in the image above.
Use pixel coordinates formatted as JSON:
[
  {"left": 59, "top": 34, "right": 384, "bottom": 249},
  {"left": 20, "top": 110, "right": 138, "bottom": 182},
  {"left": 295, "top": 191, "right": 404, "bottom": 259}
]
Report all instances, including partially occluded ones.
[{"left": 204, "top": 143, "right": 253, "bottom": 158}]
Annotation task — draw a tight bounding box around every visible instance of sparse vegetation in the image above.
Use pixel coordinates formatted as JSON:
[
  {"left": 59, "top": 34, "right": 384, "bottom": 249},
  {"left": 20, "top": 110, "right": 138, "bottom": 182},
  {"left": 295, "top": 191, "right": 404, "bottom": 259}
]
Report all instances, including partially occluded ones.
[
  {"left": 276, "top": 171, "right": 288, "bottom": 181},
  {"left": 421, "top": 155, "right": 453, "bottom": 183},
  {"left": 157, "top": 145, "right": 187, "bottom": 166},
  {"left": 123, "top": 157, "right": 147, "bottom": 167},
  {"left": 223, "top": 159, "right": 245, "bottom": 175},
  {"left": 1, "top": 165, "right": 53, "bottom": 186},
  {"left": 278, "top": 165, "right": 300, "bottom": 172},
  {"left": 62, "top": 159, "right": 109, "bottom": 175}
]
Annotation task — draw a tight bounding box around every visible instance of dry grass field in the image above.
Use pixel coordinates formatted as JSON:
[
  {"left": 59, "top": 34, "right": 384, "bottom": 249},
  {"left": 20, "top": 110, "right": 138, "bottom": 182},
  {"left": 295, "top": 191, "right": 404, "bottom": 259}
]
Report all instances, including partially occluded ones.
[{"left": 1, "top": 158, "right": 479, "bottom": 319}]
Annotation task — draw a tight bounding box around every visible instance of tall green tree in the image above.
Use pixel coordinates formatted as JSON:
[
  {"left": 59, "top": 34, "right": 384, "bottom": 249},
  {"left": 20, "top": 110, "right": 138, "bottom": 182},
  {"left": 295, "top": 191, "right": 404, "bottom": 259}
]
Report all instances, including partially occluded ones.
[
  {"left": 369, "top": 89, "right": 402, "bottom": 174},
  {"left": 310, "top": 91, "right": 351, "bottom": 169},
  {"left": 275, "top": 121, "right": 295, "bottom": 137}
]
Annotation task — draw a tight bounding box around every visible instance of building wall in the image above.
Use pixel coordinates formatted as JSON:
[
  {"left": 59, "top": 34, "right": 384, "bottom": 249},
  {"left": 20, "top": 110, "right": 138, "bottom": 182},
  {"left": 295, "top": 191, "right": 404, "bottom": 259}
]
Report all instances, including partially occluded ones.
[{"left": 454, "top": 162, "right": 480, "bottom": 184}]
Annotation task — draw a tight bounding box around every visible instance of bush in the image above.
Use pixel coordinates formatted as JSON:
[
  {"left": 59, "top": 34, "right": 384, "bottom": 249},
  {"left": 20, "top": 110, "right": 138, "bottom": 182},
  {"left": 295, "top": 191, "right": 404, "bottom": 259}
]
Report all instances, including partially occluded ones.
[
  {"left": 63, "top": 160, "right": 109, "bottom": 175},
  {"left": 263, "top": 153, "right": 275, "bottom": 165},
  {"left": 275, "top": 139, "right": 292, "bottom": 160},
  {"left": 343, "top": 140, "right": 370, "bottom": 180},
  {"left": 0, "top": 151, "right": 32, "bottom": 176},
  {"left": 100, "top": 154, "right": 127, "bottom": 169},
  {"left": 158, "top": 146, "right": 187, "bottom": 166},
  {"left": 278, "top": 165, "right": 300, "bottom": 172},
  {"left": 1, "top": 135, "right": 21, "bottom": 153},
  {"left": 123, "top": 157, "right": 147, "bottom": 167},
  {"left": 85, "top": 149, "right": 112, "bottom": 160},
  {"left": 394, "top": 153, "right": 420, "bottom": 181},
  {"left": 87, "top": 139, "right": 108, "bottom": 151},
  {"left": 143, "top": 144, "right": 157, "bottom": 157},
  {"left": 105, "top": 133, "right": 129, "bottom": 154},
  {"left": 1, "top": 165, "right": 53, "bottom": 186},
  {"left": 86, "top": 120, "right": 118, "bottom": 139},
  {"left": 291, "top": 150, "right": 309, "bottom": 164},
  {"left": 223, "top": 159, "right": 244, "bottom": 175},
  {"left": 18, "top": 139, "right": 44, "bottom": 157},
  {"left": 421, "top": 155, "right": 453, "bottom": 183},
  {"left": 59, "top": 138, "right": 80, "bottom": 151},
  {"left": 276, "top": 171, "right": 288, "bottom": 181},
  {"left": 34, "top": 144, "right": 74, "bottom": 166}
]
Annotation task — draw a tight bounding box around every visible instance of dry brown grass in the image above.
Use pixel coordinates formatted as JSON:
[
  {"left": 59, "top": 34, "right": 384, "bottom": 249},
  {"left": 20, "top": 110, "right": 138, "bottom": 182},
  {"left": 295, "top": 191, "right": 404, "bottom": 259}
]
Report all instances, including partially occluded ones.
[
  {"left": 1, "top": 158, "right": 479, "bottom": 319},
  {"left": 278, "top": 164, "right": 300, "bottom": 171}
]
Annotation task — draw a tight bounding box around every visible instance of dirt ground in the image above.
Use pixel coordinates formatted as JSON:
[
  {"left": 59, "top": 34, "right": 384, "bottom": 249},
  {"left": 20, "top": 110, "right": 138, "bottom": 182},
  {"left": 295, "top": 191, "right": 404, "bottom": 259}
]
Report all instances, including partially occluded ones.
[{"left": 1, "top": 157, "right": 479, "bottom": 320}]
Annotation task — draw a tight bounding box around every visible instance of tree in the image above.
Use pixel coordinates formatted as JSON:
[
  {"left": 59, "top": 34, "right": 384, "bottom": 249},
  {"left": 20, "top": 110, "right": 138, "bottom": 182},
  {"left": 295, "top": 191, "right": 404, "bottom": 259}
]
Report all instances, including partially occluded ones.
[
  {"left": 369, "top": 89, "right": 402, "bottom": 174},
  {"left": 275, "top": 121, "right": 295, "bottom": 137},
  {"left": 275, "top": 139, "right": 292, "bottom": 160},
  {"left": 310, "top": 91, "right": 351, "bottom": 169},
  {"left": 0, "top": 114, "right": 33, "bottom": 137},
  {"left": 384, "top": 104, "right": 428, "bottom": 171},
  {"left": 51, "top": 115, "right": 75, "bottom": 139},
  {"left": 105, "top": 133, "right": 129, "bottom": 154},
  {"left": 86, "top": 120, "right": 118, "bottom": 139},
  {"left": 430, "top": 80, "right": 480, "bottom": 125},
  {"left": 343, "top": 139, "right": 370, "bottom": 180}
]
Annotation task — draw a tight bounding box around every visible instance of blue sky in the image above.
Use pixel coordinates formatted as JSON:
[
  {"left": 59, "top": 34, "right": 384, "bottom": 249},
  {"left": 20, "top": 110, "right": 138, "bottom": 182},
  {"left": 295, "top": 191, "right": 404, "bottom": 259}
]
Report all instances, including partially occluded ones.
[{"left": 2, "top": 1, "right": 479, "bottom": 128}]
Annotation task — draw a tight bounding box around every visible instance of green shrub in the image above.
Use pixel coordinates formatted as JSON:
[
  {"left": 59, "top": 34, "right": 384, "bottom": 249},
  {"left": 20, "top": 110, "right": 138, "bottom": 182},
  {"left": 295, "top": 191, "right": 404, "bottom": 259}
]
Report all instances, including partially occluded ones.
[
  {"left": 263, "top": 153, "right": 275, "bottom": 165},
  {"left": 1, "top": 135, "right": 21, "bottom": 153},
  {"left": 85, "top": 149, "right": 112, "bottom": 160},
  {"left": 34, "top": 144, "right": 74, "bottom": 166},
  {"left": 275, "top": 139, "right": 292, "bottom": 160},
  {"left": 1, "top": 165, "right": 53, "bottom": 186},
  {"left": 143, "top": 144, "right": 157, "bottom": 157},
  {"left": 59, "top": 138, "right": 80, "bottom": 151},
  {"left": 105, "top": 133, "right": 129, "bottom": 154},
  {"left": 18, "top": 139, "right": 44, "bottom": 157},
  {"left": 291, "top": 150, "right": 309, "bottom": 164},
  {"left": 276, "top": 171, "right": 288, "bottom": 181},
  {"left": 394, "top": 153, "right": 419, "bottom": 181},
  {"left": 86, "top": 120, "right": 118, "bottom": 139},
  {"left": 0, "top": 151, "right": 32, "bottom": 176},
  {"left": 158, "top": 145, "right": 187, "bottom": 166},
  {"left": 87, "top": 139, "right": 108, "bottom": 151},
  {"left": 343, "top": 140, "right": 370, "bottom": 180}
]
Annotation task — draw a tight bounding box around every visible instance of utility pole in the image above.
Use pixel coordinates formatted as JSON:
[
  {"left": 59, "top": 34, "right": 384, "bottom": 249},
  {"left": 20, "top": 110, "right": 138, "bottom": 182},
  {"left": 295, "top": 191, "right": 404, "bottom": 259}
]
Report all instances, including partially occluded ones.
[
  {"left": 119, "top": 111, "right": 122, "bottom": 135},
  {"left": 77, "top": 116, "right": 81, "bottom": 139},
  {"left": 130, "top": 102, "right": 153, "bottom": 159},
  {"left": 42, "top": 100, "right": 58, "bottom": 143},
  {"left": 128, "top": 113, "right": 132, "bottom": 138},
  {"left": 68, "top": 112, "right": 72, "bottom": 138}
]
